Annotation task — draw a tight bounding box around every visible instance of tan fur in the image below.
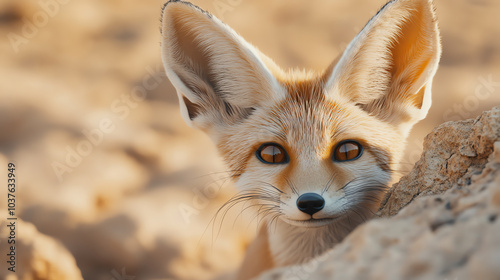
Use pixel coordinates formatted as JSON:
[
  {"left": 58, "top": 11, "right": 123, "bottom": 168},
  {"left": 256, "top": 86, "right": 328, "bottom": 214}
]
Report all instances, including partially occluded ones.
[
  {"left": 160, "top": 0, "right": 441, "bottom": 278},
  {"left": 236, "top": 224, "right": 273, "bottom": 280}
]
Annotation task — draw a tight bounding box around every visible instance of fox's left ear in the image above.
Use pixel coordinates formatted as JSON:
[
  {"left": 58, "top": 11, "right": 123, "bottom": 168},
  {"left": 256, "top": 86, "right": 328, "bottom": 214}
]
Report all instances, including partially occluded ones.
[{"left": 325, "top": 0, "right": 441, "bottom": 136}]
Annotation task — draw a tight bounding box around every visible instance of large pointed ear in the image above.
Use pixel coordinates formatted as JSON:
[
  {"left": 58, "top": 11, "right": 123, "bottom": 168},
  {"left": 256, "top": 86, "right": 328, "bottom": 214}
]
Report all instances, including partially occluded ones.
[
  {"left": 160, "top": 0, "right": 284, "bottom": 133},
  {"left": 325, "top": 0, "right": 441, "bottom": 136}
]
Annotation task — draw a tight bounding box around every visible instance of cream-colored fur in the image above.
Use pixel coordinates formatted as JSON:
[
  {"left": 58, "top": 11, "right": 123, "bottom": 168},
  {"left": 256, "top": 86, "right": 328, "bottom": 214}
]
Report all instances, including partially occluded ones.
[{"left": 160, "top": 0, "right": 441, "bottom": 279}]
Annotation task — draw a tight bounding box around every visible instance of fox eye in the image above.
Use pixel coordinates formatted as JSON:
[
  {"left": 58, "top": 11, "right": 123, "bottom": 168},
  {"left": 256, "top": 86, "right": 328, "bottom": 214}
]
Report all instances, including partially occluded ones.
[
  {"left": 256, "top": 143, "right": 289, "bottom": 164},
  {"left": 333, "top": 141, "right": 363, "bottom": 162}
]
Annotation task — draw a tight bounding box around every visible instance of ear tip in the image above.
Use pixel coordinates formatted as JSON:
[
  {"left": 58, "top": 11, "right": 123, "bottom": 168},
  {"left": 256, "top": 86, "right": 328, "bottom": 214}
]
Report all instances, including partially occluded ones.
[
  {"left": 162, "top": 0, "right": 189, "bottom": 11},
  {"left": 161, "top": 0, "right": 189, "bottom": 19},
  {"left": 160, "top": 0, "right": 214, "bottom": 34},
  {"left": 388, "top": 0, "right": 438, "bottom": 12},
  {"left": 393, "top": 0, "right": 441, "bottom": 28},
  {"left": 161, "top": 0, "right": 212, "bottom": 19},
  {"left": 160, "top": 0, "right": 179, "bottom": 33},
  {"left": 161, "top": 0, "right": 182, "bottom": 16}
]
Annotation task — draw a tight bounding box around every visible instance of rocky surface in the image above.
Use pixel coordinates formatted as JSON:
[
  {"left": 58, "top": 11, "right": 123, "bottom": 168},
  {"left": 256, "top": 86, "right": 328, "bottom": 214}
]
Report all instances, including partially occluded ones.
[
  {"left": 0, "top": 214, "right": 84, "bottom": 280},
  {"left": 258, "top": 107, "right": 500, "bottom": 280},
  {"left": 379, "top": 107, "right": 500, "bottom": 217}
]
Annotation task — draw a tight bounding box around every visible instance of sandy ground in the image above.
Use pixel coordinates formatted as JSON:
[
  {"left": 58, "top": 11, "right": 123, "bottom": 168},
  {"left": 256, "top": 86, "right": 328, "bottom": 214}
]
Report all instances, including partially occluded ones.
[{"left": 0, "top": 0, "right": 499, "bottom": 279}]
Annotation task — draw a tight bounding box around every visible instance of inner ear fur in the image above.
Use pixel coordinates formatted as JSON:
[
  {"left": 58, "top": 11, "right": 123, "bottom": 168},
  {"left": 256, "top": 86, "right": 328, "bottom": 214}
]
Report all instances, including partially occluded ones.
[
  {"left": 324, "top": 0, "right": 441, "bottom": 131},
  {"left": 161, "top": 1, "right": 284, "bottom": 130}
]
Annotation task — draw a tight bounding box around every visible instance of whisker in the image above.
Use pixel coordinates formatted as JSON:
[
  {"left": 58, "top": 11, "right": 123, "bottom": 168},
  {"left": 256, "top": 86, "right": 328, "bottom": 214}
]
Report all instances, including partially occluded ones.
[
  {"left": 192, "top": 169, "right": 244, "bottom": 180},
  {"left": 199, "top": 185, "right": 285, "bottom": 247},
  {"left": 269, "top": 212, "right": 282, "bottom": 234},
  {"left": 322, "top": 173, "right": 337, "bottom": 195},
  {"left": 242, "top": 203, "right": 279, "bottom": 229},
  {"left": 286, "top": 178, "right": 299, "bottom": 195},
  {"left": 256, "top": 181, "right": 284, "bottom": 194}
]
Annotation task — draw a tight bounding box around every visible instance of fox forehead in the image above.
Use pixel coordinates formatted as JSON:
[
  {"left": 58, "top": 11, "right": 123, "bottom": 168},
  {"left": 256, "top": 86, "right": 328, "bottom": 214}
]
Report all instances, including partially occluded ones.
[{"left": 217, "top": 76, "right": 401, "bottom": 176}]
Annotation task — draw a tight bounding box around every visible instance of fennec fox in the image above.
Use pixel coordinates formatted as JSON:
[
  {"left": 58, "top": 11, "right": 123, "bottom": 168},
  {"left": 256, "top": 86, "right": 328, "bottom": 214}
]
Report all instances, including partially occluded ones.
[{"left": 160, "top": 0, "right": 441, "bottom": 278}]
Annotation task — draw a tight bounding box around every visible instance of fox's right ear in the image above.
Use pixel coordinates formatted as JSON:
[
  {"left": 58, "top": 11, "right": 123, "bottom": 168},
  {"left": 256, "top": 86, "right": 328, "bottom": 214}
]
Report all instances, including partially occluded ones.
[{"left": 160, "top": 1, "right": 284, "bottom": 133}]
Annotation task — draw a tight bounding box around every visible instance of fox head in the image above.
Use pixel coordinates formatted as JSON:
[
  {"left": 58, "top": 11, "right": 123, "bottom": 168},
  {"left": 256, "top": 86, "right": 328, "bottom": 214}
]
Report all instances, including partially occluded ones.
[{"left": 161, "top": 0, "right": 440, "bottom": 262}]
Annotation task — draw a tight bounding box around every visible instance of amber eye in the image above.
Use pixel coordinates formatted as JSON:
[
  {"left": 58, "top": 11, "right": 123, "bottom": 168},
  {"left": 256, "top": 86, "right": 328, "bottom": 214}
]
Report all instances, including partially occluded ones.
[
  {"left": 256, "top": 143, "right": 289, "bottom": 164},
  {"left": 333, "top": 141, "right": 363, "bottom": 162}
]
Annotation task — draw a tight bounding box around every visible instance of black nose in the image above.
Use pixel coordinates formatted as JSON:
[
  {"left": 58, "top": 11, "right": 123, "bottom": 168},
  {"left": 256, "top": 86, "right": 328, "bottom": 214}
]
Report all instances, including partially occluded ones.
[{"left": 296, "top": 193, "right": 325, "bottom": 215}]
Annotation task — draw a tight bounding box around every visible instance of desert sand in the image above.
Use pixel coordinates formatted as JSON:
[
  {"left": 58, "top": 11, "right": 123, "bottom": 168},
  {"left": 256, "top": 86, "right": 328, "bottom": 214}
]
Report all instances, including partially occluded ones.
[{"left": 0, "top": 0, "right": 499, "bottom": 279}]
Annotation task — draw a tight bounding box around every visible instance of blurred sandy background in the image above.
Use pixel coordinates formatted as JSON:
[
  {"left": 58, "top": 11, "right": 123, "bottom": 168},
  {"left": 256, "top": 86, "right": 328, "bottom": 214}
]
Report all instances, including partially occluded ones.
[{"left": 0, "top": 0, "right": 499, "bottom": 279}]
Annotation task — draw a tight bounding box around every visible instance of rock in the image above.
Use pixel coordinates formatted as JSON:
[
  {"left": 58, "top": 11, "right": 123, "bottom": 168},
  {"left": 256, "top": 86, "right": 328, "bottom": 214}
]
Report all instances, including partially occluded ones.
[
  {"left": 257, "top": 107, "right": 500, "bottom": 280},
  {"left": 378, "top": 106, "right": 500, "bottom": 217},
  {"left": 0, "top": 215, "right": 83, "bottom": 280}
]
